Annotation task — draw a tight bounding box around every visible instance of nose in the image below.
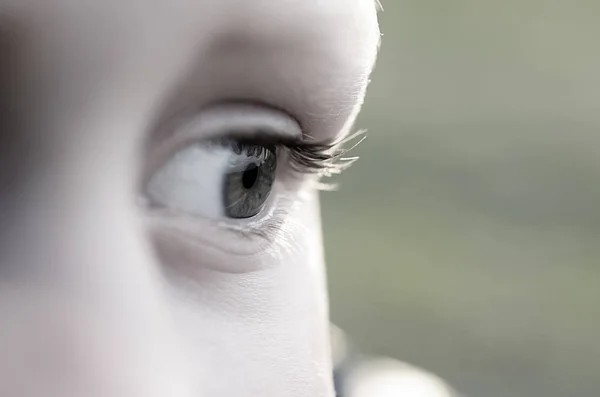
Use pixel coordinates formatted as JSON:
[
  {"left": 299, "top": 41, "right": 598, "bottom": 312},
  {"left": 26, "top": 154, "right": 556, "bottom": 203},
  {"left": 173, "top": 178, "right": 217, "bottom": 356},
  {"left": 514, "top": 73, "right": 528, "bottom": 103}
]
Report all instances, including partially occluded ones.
[
  {"left": 0, "top": 129, "right": 193, "bottom": 397},
  {"left": 0, "top": 8, "right": 196, "bottom": 395},
  {"left": 0, "top": 123, "right": 195, "bottom": 397},
  {"left": 0, "top": 54, "right": 192, "bottom": 397}
]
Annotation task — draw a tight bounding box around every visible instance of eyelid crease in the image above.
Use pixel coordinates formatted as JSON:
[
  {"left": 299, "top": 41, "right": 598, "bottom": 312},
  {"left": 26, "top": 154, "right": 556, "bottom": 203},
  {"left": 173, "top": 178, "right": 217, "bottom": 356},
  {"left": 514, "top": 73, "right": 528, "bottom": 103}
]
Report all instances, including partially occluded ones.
[{"left": 179, "top": 102, "right": 303, "bottom": 143}]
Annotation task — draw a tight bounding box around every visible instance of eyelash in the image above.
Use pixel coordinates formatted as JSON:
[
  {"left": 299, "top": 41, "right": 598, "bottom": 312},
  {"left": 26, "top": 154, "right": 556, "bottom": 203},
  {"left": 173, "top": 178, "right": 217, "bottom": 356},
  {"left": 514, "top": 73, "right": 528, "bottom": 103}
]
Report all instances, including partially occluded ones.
[
  {"left": 222, "top": 129, "right": 367, "bottom": 244},
  {"left": 230, "top": 128, "right": 367, "bottom": 186},
  {"left": 207, "top": 129, "right": 367, "bottom": 242},
  {"left": 285, "top": 129, "right": 367, "bottom": 192}
]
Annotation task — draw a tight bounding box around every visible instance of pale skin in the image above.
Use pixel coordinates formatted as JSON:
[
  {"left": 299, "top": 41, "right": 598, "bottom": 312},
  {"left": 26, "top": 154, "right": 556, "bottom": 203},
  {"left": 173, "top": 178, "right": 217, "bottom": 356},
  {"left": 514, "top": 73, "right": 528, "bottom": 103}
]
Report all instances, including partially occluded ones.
[{"left": 0, "top": 1, "right": 380, "bottom": 396}]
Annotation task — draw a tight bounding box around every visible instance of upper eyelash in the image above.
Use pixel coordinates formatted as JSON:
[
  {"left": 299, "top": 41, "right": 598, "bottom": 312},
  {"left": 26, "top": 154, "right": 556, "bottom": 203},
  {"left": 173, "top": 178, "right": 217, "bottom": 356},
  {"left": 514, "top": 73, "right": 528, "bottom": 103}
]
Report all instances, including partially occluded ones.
[
  {"left": 286, "top": 129, "right": 367, "bottom": 175},
  {"left": 222, "top": 128, "right": 367, "bottom": 188},
  {"left": 283, "top": 129, "right": 367, "bottom": 189},
  {"left": 177, "top": 101, "right": 366, "bottom": 183}
]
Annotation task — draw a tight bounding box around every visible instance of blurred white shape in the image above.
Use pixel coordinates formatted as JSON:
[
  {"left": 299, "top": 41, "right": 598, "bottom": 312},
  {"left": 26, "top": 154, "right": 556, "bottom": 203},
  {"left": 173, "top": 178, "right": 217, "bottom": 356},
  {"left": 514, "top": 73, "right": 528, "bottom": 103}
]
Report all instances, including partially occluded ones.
[
  {"left": 345, "top": 357, "right": 456, "bottom": 397},
  {"left": 330, "top": 324, "right": 350, "bottom": 369}
]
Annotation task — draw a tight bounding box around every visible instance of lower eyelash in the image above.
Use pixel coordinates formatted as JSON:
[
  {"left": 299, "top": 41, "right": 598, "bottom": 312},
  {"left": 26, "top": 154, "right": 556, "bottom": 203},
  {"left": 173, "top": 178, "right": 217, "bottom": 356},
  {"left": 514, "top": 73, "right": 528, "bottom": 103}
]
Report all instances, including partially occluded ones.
[
  {"left": 284, "top": 129, "right": 367, "bottom": 187},
  {"left": 219, "top": 207, "right": 289, "bottom": 241}
]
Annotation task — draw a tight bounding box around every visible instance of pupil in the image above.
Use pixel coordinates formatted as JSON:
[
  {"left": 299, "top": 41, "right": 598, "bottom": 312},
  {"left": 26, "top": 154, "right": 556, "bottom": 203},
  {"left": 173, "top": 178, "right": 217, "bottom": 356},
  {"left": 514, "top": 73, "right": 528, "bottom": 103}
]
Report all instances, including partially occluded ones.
[{"left": 242, "top": 164, "right": 259, "bottom": 189}]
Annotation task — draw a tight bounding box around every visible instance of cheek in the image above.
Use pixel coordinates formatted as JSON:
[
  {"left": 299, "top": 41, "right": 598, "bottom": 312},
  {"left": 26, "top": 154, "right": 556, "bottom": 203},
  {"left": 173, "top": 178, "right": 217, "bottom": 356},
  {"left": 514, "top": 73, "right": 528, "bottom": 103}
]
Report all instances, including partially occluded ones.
[{"left": 163, "top": 192, "right": 334, "bottom": 397}]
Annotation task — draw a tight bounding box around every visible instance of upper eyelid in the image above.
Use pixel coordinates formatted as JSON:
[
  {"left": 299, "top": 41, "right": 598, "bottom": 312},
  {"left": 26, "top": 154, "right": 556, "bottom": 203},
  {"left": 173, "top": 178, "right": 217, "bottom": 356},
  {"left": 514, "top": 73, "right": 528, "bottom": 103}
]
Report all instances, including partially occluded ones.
[
  {"left": 143, "top": 102, "right": 299, "bottom": 176},
  {"left": 161, "top": 101, "right": 304, "bottom": 145},
  {"left": 141, "top": 101, "right": 350, "bottom": 194}
]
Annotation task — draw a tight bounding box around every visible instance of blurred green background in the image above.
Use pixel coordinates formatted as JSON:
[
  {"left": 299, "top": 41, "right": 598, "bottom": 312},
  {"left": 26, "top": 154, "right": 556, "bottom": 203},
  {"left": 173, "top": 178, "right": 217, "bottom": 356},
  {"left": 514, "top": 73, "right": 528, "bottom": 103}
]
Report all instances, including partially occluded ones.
[{"left": 321, "top": 2, "right": 600, "bottom": 397}]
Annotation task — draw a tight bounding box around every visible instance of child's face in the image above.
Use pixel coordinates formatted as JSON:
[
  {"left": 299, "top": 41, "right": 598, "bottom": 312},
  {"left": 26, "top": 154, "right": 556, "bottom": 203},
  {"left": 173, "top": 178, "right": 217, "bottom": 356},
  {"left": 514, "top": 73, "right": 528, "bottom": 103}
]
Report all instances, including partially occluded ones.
[{"left": 0, "top": 1, "right": 380, "bottom": 396}]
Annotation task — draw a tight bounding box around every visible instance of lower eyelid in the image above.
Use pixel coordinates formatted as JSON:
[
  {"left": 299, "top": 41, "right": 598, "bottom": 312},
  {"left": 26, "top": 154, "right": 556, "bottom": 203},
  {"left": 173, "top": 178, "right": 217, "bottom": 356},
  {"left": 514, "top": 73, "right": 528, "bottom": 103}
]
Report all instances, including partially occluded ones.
[
  {"left": 141, "top": 137, "right": 319, "bottom": 273},
  {"left": 146, "top": 215, "right": 286, "bottom": 275},
  {"left": 143, "top": 186, "right": 307, "bottom": 273}
]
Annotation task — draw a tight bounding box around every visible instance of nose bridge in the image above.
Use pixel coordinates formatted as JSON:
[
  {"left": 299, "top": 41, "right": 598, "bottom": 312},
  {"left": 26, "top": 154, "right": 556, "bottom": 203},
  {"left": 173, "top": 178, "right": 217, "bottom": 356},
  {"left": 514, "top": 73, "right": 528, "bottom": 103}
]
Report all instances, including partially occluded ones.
[
  {"left": 0, "top": 118, "right": 193, "bottom": 397},
  {"left": 0, "top": 8, "right": 197, "bottom": 393}
]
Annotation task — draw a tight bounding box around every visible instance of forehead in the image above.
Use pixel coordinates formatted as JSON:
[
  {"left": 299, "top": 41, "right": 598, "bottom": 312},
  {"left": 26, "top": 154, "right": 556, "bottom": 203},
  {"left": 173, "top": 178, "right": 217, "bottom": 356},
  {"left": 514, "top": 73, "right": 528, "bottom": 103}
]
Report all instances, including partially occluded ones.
[{"left": 5, "top": 0, "right": 380, "bottom": 142}]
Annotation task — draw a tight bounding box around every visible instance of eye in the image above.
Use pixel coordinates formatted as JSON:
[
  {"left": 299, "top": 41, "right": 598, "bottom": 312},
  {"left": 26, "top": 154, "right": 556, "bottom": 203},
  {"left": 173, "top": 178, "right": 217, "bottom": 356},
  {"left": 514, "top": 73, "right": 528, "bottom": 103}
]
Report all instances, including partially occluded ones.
[
  {"left": 146, "top": 139, "right": 277, "bottom": 220},
  {"left": 143, "top": 102, "right": 354, "bottom": 227}
]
